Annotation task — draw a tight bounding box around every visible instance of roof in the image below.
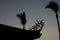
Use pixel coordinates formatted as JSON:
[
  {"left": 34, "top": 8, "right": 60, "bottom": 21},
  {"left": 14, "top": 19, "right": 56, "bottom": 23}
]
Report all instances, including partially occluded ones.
[{"left": 0, "top": 24, "right": 42, "bottom": 40}]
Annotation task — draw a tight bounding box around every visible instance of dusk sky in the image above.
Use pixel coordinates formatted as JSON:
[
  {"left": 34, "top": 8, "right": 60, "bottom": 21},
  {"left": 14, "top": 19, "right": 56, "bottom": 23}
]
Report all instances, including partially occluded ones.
[{"left": 0, "top": 0, "right": 60, "bottom": 40}]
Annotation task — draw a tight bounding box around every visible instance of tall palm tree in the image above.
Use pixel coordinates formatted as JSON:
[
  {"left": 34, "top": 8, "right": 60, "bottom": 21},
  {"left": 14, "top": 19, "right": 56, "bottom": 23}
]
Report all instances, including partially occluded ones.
[
  {"left": 16, "top": 12, "right": 27, "bottom": 30},
  {"left": 45, "top": 1, "right": 60, "bottom": 40}
]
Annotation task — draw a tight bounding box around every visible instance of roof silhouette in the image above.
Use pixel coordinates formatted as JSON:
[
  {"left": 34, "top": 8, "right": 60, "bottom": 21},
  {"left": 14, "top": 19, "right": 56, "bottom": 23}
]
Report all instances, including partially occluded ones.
[{"left": 0, "top": 24, "right": 42, "bottom": 40}]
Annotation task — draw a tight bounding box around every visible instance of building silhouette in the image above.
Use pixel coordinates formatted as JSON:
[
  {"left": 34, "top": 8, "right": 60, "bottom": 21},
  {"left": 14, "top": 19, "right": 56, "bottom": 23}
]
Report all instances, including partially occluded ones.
[{"left": 0, "top": 24, "right": 42, "bottom": 40}]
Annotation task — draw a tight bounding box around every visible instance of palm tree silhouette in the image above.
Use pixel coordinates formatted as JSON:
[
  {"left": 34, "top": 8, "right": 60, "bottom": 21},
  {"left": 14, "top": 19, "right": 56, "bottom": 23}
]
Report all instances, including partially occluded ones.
[
  {"left": 16, "top": 12, "right": 26, "bottom": 30},
  {"left": 45, "top": 1, "right": 60, "bottom": 40}
]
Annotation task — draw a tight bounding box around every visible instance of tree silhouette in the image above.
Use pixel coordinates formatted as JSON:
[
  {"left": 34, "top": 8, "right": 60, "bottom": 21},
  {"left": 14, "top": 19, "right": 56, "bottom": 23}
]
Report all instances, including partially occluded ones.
[
  {"left": 29, "top": 20, "right": 44, "bottom": 32},
  {"left": 45, "top": 1, "right": 60, "bottom": 40},
  {"left": 16, "top": 12, "right": 26, "bottom": 30}
]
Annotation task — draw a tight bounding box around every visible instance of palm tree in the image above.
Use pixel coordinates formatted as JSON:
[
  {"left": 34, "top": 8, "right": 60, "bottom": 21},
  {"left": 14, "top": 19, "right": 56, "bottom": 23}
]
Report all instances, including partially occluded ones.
[
  {"left": 16, "top": 12, "right": 27, "bottom": 30},
  {"left": 45, "top": 1, "right": 60, "bottom": 40}
]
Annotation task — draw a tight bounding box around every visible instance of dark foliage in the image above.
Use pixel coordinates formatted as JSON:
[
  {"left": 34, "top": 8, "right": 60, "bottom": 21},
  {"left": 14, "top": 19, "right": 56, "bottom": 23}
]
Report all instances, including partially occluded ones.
[
  {"left": 29, "top": 20, "right": 44, "bottom": 32},
  {"left": 17, "top": 12, "right": 26, "bottom": 25},
  {"left": 16, "top": 12, "right": 26, "bottom": 29},
  {"left": 45, "top": 1, "right": 59, "bottom": 13}
]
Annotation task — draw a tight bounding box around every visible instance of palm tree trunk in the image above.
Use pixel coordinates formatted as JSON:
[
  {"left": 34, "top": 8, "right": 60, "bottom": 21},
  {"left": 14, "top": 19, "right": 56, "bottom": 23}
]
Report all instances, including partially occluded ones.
[{"left": 55, "top": 12, "right": 60, "bottom": 40}]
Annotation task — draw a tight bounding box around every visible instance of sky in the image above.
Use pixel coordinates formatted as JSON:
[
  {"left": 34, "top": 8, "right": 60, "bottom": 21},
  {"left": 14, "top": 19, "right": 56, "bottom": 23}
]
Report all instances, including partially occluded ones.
[{"left": 0, "top": 0, "right": 60, "bottom": 40}]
